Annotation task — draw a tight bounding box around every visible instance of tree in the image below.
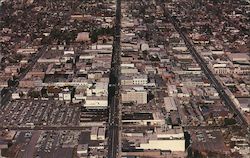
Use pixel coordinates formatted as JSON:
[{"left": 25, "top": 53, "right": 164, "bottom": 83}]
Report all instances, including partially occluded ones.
[
  {"left": 224, "top": 118, "right": 236, "bottom": 126},
  {"left": 90, "top": 27, "right": 114, "bottom": 43},
  {"left": 28, "top": 91, "right": 40, "bottom": 98},
  {"left": 50, "top": 28, "right": 62, "bottom": 40}
]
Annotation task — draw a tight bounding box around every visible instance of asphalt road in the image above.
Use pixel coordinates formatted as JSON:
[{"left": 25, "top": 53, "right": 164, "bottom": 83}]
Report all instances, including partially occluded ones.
[
  {"left": 164, "top": 9, "right": 248, "bottom": 128},
  {"left": 107, "top": 0, "right": 121, "bottom": 157}
]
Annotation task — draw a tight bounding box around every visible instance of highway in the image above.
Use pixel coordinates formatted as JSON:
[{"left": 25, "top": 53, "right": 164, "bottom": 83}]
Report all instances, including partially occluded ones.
[
  {"left": 107, "top": 0, "right": 121, "bottom": 157},
  {"left": 164, "top": 9, "right": 248, "bottom": 128},
  {"left": 1, "top": 46, "right": 47, "bottom": 106}
]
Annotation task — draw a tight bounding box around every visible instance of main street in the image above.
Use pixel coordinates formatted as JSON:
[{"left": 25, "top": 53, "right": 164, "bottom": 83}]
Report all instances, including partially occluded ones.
[
  {"left": 164, "top": 9, "right": 248, "bottom": 128},
  {"left": 107, "top": 0, "right": 121, "bottom": 157}
]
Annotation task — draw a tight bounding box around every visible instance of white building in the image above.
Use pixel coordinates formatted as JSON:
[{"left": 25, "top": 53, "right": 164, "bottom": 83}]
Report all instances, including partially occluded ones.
[
  {"left": 12, "top": 93, "right": 21, "bottom": 100},
  {"left": 59, "top": 88, "right": 72, "bottom": 101},
  {"left": 64, "top": 50, "right": 74, "bottom": 55},
  {"left": 139, "top": 139, "right": 185, "bottom": 151},
  {"left": 121, "top": 75, "right": 148, "bottom": 86},
  {"left": 141, "top": 43, "right": 149, "bottom": 51},
  {"left": 133, "top": 75, "right": 148, "bottom": 85},
  {"left": 91, "top": 82, "right": 108, "bottom": 96},
  {"left": 84, "top": 96, "right": 108, "bottom": 109},
  {"left": 168, "top": 85, "right": 178, "bottom": 96},
  {"left": 97, "top": 127, "right": 105, "bottom": 140},
  {"left": 121, "top": 67, "right": 139, "bottom": 74},
  {"left": 137, "top": 127, "right": 185, "bottom": 151},
  {"left": 121, "top": 63, "right": 135, "bottom": 68},
  {"left": 17, "top": 48, "right": 37, "bottom": 55},
  {"left": 91, "top": 44, "right": 113, "bottom": 50},
  {"left": 90, "top": 127, "right": 98, "bottom": 140},
  {"left": 77, "top": 144, "right": 88, "bottom": 157},
  {"left": 164, "top": 97, "right": 177, "bottom": 112},
  {"left": 237, "top": 98, "right": 250, "bottom": 113},
  {"left": 121, "top": 87, "right": 147, "bottom": 104}
]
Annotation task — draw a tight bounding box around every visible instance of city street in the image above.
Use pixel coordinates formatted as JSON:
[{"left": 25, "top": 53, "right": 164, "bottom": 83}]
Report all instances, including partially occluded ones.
[{"left": 107, "top": 0, "right": 121, "bottom": 157}]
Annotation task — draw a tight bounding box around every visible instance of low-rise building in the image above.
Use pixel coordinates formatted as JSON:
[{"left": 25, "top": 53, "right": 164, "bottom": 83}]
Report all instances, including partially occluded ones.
[
  {"left": 84, "top": 96, "right": 108, "bottom": 109},
  {"left": 121, "top": 87, "right": 147, "bottom": 104},
  {"left": 137, "top": 127, "right": 185, "bottom": 151},
  {"left": 164, "top": 97, "right": 178, "bottom": 112}
]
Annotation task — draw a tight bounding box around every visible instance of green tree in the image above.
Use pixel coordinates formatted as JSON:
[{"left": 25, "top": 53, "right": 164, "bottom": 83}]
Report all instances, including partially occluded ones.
[{"left": 224, "top": 118, "right": 236, "bottom": 126}]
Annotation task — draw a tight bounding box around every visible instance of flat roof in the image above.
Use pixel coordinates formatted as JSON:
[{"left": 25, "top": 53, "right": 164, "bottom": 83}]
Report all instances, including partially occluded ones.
[{"left": 122, "top": 113, "right": 153, "bottom": 120}]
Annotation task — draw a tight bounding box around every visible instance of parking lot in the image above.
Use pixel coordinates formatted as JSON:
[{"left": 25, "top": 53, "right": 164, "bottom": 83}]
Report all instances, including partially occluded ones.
[
  {"left": 0, "top": 100, "right": 80, "bottom": 127},
  {"left": 7, "top": 130, "right": 87, "bottom": 158},
  {"left": 35, "top": 130, "right": 80, "bottom": 158},
  {"left": 190, "top": 129, "right": 230, "bottom": 154}
]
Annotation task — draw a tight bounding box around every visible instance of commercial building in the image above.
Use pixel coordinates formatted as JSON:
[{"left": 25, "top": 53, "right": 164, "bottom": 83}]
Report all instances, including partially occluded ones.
[
  {"left": 84, "top": 96, "right": 108, "bottom": 109},
  {"left": 164, "top": 97, "right": 178, "bottom": 112},
  {"left": 122, "top": 112, "right": 165, "bottom": 126},
  {"left": 136, "top": 127, "right": 185, "bottom": 151},
  {"left": 121, "top": 87, "right": 147, "bottom": 104}
]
